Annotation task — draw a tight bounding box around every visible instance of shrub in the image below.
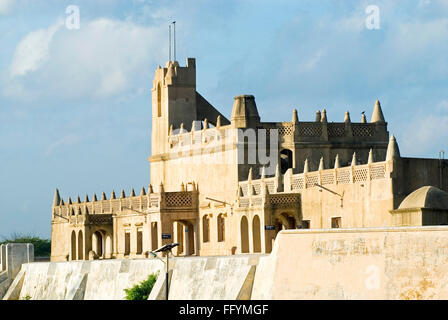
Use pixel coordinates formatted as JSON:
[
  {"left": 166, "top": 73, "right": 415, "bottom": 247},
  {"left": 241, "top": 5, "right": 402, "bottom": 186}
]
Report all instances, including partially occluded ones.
[{"left": 124, "top": 272, "right": 158, "bottom": 300}]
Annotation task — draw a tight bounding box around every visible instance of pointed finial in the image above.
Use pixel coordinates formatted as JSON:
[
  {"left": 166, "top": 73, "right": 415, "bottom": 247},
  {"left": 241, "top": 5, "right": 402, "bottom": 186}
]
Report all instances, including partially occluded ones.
[
  {"left": 148, "top": 184, "right": 153, "bottom": 194},
  {"left": 371, "top": 100, "right": 386, "bottom": 123},
  {"left": 321, "top": 109, "right": 327, "bottom": 123},
  {"left": 169, "top": 124, "right": 173, "bottom": 136},
  {"left": 203, "top": 118, "right": 209, "bottom": 130},
  {"left": 120, "top": 189, "right": 126, "bottom": 199},
  {"left": 216, "top": 115, "right": 222, "bottom": 128},
  {"left": 238, "top": 186, "right": 244, "bottom": 197},
  {"left": 303, "top": 159, "right": 309, "bottom": 173},
  {"left": 159, "top": 182, "right": 165, "bottom": 193},
  {"left": 344, "top": 111, "right": 351, "bottom": 123},
  {"left": 248, "top": 167, "right": 253, "bottom": 181},
  {"left": 53, "top": 189, "right": 61, "bottom": 207},
  {"left": 181, "top": 182, "right": 185, "bottom": 191},
  {"left": 275, "top": 164, "right": 280, "bottom": 177},
  {"left": 368, "top": 149, "right": 374, "bottom": 164},
  {"left": 351, "top": 152, "right": 357, "bottom": 166},
  {"left": 315, "top": 110, "right": 321, "bottom": 122},
  {"left": 386, "top": 135, "right": 401, "bottom": 161},
  {"left": 263, "top": 183, "right": 270, "bottom": 196},
  {"left": 361, "top": 114, "right": 367, "bottom": 123},
  {"left": 334, "top": 154, "right": 341, "bottom": 169},
  {"left": 101, "top": 192, "right": 107, "bottom": 200},
  {"left": 111, "top": 190, "right": 116, "bottom": 199},
  {"left": 318, "top": 157, "right": 324, "bottom": 170},
  {"left": 68, "top": 197, "right": 73, "bottom": 205},
  {"left": 191, "top": 121, "right": 196, "bottom": 132},
  {"left": 261, "top": 166, "right": 266, "bottom": 179},
  {"left": 180, "top": 123, "right": 185, "bottom": 133},
  {"left": 292, "top": 109, "right": 299, "bottom": 123},
  {"left": 92, "top": 193, "right": 98, "bottom": 202},
  {"left": 60, "top": 199, "right": 65, "bottom": 206},
  {"left": 84, "top": 194, "right": 90, "bottom": 203},
  {"left": 130, "top": 188, "right": 136, "bottom": 197},
  {"left": 140, "top": 187, "right": 146, "bottom": 196},
  {"left": 76, "top": 196, "right": 81, "bottom": 204}
]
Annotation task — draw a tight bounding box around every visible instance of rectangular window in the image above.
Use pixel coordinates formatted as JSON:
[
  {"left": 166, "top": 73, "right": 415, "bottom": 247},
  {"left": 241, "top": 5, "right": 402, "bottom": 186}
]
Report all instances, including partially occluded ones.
[
  {"left": 301, "top": 220, "right": 310, "bottom": 229},
  {"left": 331, "top": 217, "right": 342, "bottom": 229},
  {"left": 124, "top": 232, "right": 131, "bottom": 256},
  {"left": 136, "top": 230, "right": 143, "bottom": 255}
]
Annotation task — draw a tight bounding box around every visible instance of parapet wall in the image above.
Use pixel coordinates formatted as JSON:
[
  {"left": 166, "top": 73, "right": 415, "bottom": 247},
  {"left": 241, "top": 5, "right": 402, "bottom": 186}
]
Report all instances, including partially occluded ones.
[
  {"left": 0, "top": 243, "right": 34, "bottom": 299},
  {"left": 251, "top": 226, "right": 448, "bottom": 299}
]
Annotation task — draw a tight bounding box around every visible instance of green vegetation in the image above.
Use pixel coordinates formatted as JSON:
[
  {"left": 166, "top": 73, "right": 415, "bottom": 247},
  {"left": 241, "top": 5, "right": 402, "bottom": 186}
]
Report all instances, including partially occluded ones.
[
  {"left": 124, "top": 272, "right": 159, "bottom": 300},
  {"left": 0, "top": 233, "right": 51, "bottom": 257}
]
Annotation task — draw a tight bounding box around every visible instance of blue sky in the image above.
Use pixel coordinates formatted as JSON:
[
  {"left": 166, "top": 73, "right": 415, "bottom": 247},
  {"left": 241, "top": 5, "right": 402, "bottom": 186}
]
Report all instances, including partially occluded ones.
[{"left": 1, "top": 0, "right": 448, "bottom": 238}]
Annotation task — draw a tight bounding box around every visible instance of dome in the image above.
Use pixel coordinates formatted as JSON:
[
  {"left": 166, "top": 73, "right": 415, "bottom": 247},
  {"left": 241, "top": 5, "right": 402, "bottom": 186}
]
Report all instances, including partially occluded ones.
[{"left": 398, "top": 186, "right": 448, "bottom": 210}]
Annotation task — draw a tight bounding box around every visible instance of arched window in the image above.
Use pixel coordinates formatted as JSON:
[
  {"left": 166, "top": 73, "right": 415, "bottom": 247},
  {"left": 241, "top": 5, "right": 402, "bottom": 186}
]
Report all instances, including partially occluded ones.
[
  {"left": 240, "top": 216, "right": 249, "bottom": 253},
  {"left": 71, "top": 231, "right": 76, "bottom": 261},
  {"left": 280, "top": 149, "right": 293, "bottom": 174},
  {"left": 157, "top": 83, "right": 162, "bottom": 117},
  {"left": 202, "top": 215, "right": 210, "bottom": 243},
  {"left": 77, "top": 230, "right": 83, "bottom": 260},
  {"left": 217, "top": 214, "right": 225, "bottom": 242},
  {"left": 252, "top": 215, "right": 261, "bottom": 253},
  {"left": 137, "top": 229, "right": 143, "bottom": 255}
]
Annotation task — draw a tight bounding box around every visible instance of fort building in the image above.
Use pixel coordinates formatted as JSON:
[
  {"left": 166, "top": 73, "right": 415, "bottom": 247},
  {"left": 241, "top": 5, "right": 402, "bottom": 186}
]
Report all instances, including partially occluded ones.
[{"left": 50, "top": 58, "right": 448, "bottom": 262}]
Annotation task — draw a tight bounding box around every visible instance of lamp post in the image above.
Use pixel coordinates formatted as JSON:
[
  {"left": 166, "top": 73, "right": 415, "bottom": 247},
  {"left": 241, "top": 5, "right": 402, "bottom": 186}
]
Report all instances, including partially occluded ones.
[{"left": 150, "top": 242, "right": 179, "bottom": 300}]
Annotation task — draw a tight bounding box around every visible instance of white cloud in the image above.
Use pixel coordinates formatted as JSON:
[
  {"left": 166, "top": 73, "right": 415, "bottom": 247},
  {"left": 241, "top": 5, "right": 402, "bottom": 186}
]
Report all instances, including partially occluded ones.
[
  {"left": 0, "top": 0, "right": 15, "bottom": 15},
  {"left": 45, "top": 133, "right": 81, "bottom": 156},
  {"left": 4, "top": 17, "right": 167, "bottom": 101},
  {"left": 10, "top": 20, "right": 63, "bottom": 76}
]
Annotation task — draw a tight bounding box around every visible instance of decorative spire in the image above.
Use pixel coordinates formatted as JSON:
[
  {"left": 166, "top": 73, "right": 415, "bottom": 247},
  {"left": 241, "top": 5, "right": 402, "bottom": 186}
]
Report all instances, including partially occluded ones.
[
  {"left": 101, "top": 192, "right": 107, "bottom": 200},
  {"left": 120, "top": 190, "right": 126, "bottom": 199},
  {"left": 203, "top": 118, "right": 209, "bottom": 130},
  {"left": 248, "top": 167, "right": 253, "bottom": 181},
  {"left": 321, "top": 109, "right": 327, "bottom": 123},
  {"left": 191, "top": 121, "right": 196, "bottom": 132},
  {"left": 351, "top": 152, "right": 357, "bottom": 166},
  {"left": 368, "top": 149, "right": 374, "bottom": 164},
  {"left": 130, "top": 188, "right": 136, "bottom": 197},
  {"left": 344, "top": 111, "right": 351, "bottom": 123},
  {"left": 275, "top": 164, "right": 280, "bottom": 177},
  {"left": 53, "top": 189, "right": 61, "bottom": 207},
  {"left": 292, "top": 109, "right": 299, "bottom": 123},
  {"left": 334, "top": 154, "right": 341, "bottom": 169},
  {"left": 76, "top": 196, "right": 81, "bottom": 204},
  {"left": 180, "top": 123, "right": 185, "bottom": 133},
  {"left": 148, "top": 184, "right": 153, "bottom": 194},
  {"left": 361, "top": 113, "right": 367, "bottom": 123},
  {"left": 60, "top": 199, "right": 65, "bottom": 206},
  {"left": 261, "top": 166, "right": 266, "bottom": 179},
  {"left": 315, "top": 110, "right": 321, "bottom": 122},
  {"left": 181, "top": 182, "right": 185, "bottom": 191},
  {"left": 84, "top": 194, "right": 90, "bottom": 203},
  {"left": 386, "top": 134, "right": 401, "bottom": 161},
  {"left": 263, "top": 183, "right": 270, "bottom": 196},
  {"left": 318, "top": 157, "right": 324, "bottom": 170},
  {"left": 68, "top": 197, "right": 73, "bottom": 205},
  {"left": 111, "top": 190, "right": 116, "bottom": 199},
  {"left": 92, "top": 193, "right": 98, "bottom": 202},
  {"left": 140, "top": 187, "right": 146, "bottom": 196},
  {"left": 169, "top": 124, "right": 173, "bottom": 136},
  {"left": 159, "top": 182, "right": 165, "bottom": 193},
  {"left": 371, "top": 100, "right": 386, "bottom": 123},
  {"left": 216, "top": 115, "right": 221, "bottom": 128},
  {"left": 303, "top": 159, "right": 309, "bottom": 173}
]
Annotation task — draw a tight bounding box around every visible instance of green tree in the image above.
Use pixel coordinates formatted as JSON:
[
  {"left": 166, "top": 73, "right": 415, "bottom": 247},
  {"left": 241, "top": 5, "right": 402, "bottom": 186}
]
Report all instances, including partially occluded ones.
[
  {"left": 124, "top": 272, "right": 159, "bottom": 300},
  {"left": 0, "top": 233, "right": 51, "bottom": 257}
]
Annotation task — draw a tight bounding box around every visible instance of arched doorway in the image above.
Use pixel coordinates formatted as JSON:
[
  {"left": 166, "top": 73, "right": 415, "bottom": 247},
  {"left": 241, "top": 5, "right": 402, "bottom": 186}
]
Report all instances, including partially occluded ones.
[
  {"left": 274, "top": 213, "right": 296, "bottom": 238},
  {"left": 280, "top": 149, "right": 293, "bottom": 174},
  {"left": 202, "top": 215, "right": 210, "bottom": 243},
  {"left": 151, "top": 222, "right": 158, "bottom": 251},
  {"left": 70, "top": 231, "right": 76, "bottom": 261},
  {"left": 240, "top": 216, "right": 249, "bottom": 253},
  {"left": 252, "top": 215, "right": 261, "bottom": 253},
  {"left": 77, "top": 230, "right": 83, "bottom": 260},
  {"left": 92, "top": 231, "right": 104, "bottom": 258}
]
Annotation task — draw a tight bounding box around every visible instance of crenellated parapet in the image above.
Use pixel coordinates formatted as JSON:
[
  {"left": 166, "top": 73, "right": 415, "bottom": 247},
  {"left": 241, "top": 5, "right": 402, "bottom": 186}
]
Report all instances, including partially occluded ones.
[
  {"left": 52, "top": 183, "right": 199, "bottom": 224},
  {"left": 237, "top": 134, "right": 400, "bottom": 208}
]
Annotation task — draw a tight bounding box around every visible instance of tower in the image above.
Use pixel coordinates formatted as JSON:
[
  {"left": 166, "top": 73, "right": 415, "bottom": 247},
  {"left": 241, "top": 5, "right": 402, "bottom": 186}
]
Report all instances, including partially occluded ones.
[{"left": 151, "top": 58, "right": 198, "bottom": 155}]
